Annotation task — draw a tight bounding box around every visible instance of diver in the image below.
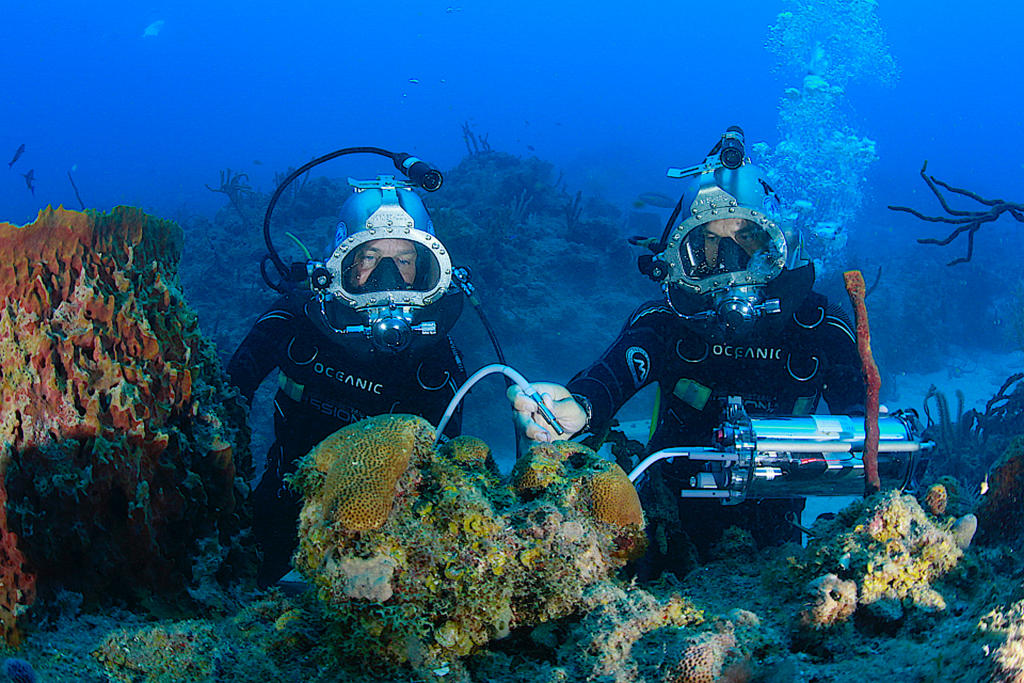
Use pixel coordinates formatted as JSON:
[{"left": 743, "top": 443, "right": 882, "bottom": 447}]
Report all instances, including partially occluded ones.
[
  {"left": 508, "top": 127, "right": 866, "bottom": 580},
  {"left": 228, "top": 169, "right": 468, "bottom": 589}
]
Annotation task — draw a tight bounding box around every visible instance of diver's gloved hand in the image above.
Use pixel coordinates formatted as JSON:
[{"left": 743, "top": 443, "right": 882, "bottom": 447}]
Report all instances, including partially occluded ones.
[{"left": 507, "top": 382, "right": 587, "bottom": 443}]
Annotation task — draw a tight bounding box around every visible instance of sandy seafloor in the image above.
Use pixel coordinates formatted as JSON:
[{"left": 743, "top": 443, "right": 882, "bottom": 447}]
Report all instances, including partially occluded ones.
[{"left": 3, "top": 354, "right": 1024, "bottom": 683}]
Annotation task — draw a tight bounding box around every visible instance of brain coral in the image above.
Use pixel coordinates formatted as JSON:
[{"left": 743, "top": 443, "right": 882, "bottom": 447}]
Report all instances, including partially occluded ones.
[
  {"left": 297, "top": 414, "right": 433, "bottom": 532},
  {"left": 0, "top": 206, "right": 254, "bottom": 638},
  {"left": 291, "top": 423, "right": 650, "bottom": 680},
  {"left": 665, "top": 629, "right": 737, "bottom": 683},
  {"left": 583, "top": 463, "right": 644, "bottom": 527}
]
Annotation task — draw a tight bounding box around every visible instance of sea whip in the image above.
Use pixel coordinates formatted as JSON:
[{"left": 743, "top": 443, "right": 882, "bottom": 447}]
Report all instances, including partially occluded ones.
[{"left": 844, "top": 270, "right": 881, "bottom": 495}]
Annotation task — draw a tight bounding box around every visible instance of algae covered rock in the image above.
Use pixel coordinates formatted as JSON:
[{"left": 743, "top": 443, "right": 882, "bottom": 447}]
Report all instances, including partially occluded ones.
[
  {"left": 290, "top": 415, "right": 648, "bottom": 678},
  {"left": 803, "top": 491, "right": 967, "bottom": 624}
]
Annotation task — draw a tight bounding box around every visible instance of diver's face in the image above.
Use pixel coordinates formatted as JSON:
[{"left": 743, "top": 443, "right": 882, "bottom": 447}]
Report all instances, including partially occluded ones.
[
  {"left": 349, "top": 239, "right": 417, "bottom": 287},
  {"left": 702, "top": 218, "right": 768, "bottom": 264}
]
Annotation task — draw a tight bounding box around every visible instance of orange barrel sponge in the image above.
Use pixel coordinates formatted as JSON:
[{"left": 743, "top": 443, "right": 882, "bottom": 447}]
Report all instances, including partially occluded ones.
[
  {"left": 0, "top": 206, "right": 253, "bottom": 636},
  {"left": 297, "top": 414, "right": 435, "bottom": 532}
]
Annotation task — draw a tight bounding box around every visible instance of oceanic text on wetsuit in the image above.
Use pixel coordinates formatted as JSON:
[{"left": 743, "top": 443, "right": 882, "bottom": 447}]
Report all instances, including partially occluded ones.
[
  {"left": 711, "top": 344, "right": 783, "bottom": 360},
  {"left": 313, "top": 362, "right": 383, "bottom": 394}
]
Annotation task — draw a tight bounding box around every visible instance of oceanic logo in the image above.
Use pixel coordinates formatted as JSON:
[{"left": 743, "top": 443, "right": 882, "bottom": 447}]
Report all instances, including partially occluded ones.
[
  {"left": 626, "top": 346, "right": 650, "bottom": 387},
  {"left": 711, "top": 344, "right": 782, "bottom": 360},
  {"left": 313, "top": 362, "right": 383, "bottom": 394}
]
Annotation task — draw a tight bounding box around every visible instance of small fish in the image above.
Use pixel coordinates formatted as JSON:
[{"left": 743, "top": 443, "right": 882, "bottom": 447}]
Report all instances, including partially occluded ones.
[
  {"left": 636, "top": 191, "right": 677, "bottom": 209},
  {"left": 980, "top": 474, "right": 989, "bottom": 496},
  {"left": 142, "top": 19, "right": 165, "bottom": 38},
  {"left": 8, "top": 143, "right": 25, "bottom": 168},
  {"left": 408, "top": 78, "right": 420, "bottom": 84},
  {"left": 253, "top": 160, "right": 263, "bottom": 166},
  {"left": 526, "top": 145, "right": 535, "bottom": 151},
  {"left": 22, "top": 169, "right": 35, "bottom": 195}
]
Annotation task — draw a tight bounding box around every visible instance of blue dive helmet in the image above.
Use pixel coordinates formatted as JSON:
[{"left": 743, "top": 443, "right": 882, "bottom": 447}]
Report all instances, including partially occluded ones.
[{"left": 309, "top": 175, "right": 455, "bottom": 352}]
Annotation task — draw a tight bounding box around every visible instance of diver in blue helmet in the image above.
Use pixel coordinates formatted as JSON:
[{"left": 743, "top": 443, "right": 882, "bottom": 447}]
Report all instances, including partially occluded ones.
[
  {"left": 228, "top": 173, "right": 468, "bottom": 588},
  {"left": 508, "top": 127, "right": 866, "bottom": 580}
]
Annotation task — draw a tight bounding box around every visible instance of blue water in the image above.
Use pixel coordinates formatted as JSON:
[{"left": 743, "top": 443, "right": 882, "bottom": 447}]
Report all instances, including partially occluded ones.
[
  {"left": 4, "top": 0, "right": 1024, "bottom": 367},
  {"left": 4, "top": 0, "right": 1019, "bottom": 222}
]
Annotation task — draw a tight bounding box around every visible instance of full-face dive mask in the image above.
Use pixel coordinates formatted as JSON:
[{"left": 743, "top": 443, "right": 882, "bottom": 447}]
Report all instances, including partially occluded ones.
[
  {"left": 636, "top": 127, "right": 812, "bottom": 339},
  {"left": 306, "top": 175, "right": 457, "bottom": 353}
]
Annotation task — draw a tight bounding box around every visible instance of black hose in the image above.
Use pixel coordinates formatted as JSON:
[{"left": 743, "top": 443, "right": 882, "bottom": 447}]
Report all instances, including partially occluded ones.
[
  {"left": 263, "top": 147, "right": 397, "bottom": 281},
  {"left": 473, "top": 301, "right": 506, "bottom": 366}
]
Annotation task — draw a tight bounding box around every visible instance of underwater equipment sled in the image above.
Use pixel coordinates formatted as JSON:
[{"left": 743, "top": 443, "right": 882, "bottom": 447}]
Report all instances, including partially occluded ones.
[{"left": 628, "top": 397, "right": 932, "bottom": 505}]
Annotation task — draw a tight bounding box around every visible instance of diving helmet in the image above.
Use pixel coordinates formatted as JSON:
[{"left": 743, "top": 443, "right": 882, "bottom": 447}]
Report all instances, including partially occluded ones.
[
  {"left": 307, "top": 175, "right": 459, "bottom": 352},
  {"left": 650, "top": 128, "right": 812, "bottom": 338}
]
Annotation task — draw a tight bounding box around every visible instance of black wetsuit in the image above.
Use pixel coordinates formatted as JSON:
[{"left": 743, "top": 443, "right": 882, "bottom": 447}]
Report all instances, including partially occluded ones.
[
  {"left": 566, "top": 292, "right": 865, "bottom": 579},
  {"left": 227, "top": 292, "right": 466, "bottom": 586}
]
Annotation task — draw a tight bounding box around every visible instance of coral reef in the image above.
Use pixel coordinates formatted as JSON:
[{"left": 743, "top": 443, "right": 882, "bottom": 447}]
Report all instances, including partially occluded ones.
[
  {"left": 290, "top": 414, "right": 649, "bottom": 680},
  {"left": 663, "top": 628, "right": 737, "bottom": 683},
  {"left": 468, "top": 584, "right": 778, "bottom": 683},
  {"left": 800, "top": 491, "right": 969, "bottom": 627},
  {"left": 0, "top": 207, "right": 254, "bottom": 640},
  {"left": 979, "top": 599, "right": 1024, "bottom": 683},
  {"left": 92, "top": 592, "right": 324, "bottom": 683}
]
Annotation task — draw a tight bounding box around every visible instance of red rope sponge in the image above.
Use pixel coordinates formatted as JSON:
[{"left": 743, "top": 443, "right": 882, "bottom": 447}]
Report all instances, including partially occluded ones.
[{"left": 844, "top": 270, "right": 881, "bottom": 495}]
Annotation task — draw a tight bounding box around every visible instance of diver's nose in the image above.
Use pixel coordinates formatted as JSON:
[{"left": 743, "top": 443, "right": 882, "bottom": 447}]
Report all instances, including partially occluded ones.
[{"left": 364, "top": 257, "right": 406, "bottom": 291}]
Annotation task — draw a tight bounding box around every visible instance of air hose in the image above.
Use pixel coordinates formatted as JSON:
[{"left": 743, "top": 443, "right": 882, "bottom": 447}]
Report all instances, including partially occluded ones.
[
  {"left": 434, "top": 364, "right": 564, "bottom": 446},
  {"left": 260, "top": 146, "right": 442, "bottom": 291}
]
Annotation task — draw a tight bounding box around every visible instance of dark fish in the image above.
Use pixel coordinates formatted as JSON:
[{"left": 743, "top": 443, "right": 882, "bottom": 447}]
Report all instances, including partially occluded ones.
[
  {"left": 22, "top": 169, "right": 35, "bottom": 195},
  {"left": 253, "top": 160, "right": 263, "bottom": 166},
  {"left": 636, "top": 191, "right": 677, "bottom": 209},
  {"left": 526, "top": 145, "right": 535, "bottom": 151},
  {"left": 8, "top": 143, "right": 25, "bottom": 168}
]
